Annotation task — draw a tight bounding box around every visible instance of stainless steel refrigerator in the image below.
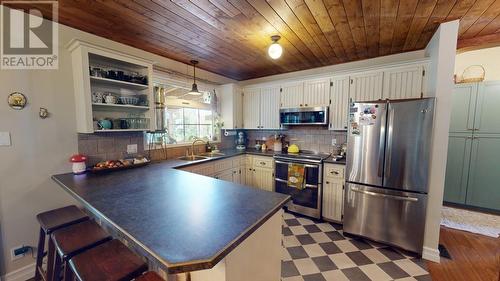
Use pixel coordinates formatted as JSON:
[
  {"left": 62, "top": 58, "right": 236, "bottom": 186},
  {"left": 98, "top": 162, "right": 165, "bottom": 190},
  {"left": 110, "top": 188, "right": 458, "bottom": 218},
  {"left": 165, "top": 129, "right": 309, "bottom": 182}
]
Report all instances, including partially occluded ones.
[{"left": 344, "top": 98, "right": 435, "bottom": 254}]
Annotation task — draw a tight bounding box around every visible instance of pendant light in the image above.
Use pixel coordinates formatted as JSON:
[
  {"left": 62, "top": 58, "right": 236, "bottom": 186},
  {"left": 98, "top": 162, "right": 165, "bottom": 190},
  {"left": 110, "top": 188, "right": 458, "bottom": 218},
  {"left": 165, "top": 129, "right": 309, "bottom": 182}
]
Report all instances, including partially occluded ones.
[
  {"left": 268, "top": 35, "right": 283, "bottom": 60},
  {"left": 187, "top": 60, "right": 201, "bottom": 96}
]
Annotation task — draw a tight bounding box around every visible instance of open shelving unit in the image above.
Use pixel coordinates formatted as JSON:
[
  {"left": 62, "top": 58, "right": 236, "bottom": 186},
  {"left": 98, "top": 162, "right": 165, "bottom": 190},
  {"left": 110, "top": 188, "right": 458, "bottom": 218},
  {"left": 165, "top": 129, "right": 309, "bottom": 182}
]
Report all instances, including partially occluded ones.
[{"left": 67, "top": 40, "right": 156, "bottom": 133}]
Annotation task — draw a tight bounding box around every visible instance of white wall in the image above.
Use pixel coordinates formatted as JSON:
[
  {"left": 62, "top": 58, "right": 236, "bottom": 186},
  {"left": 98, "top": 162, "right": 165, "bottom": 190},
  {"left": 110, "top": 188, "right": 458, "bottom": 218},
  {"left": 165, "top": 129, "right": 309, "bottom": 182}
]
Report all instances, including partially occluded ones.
[
  {"left": 422, "top": 20, "right": 460, "bottom": 262},
  {"left": 0, "top": 7, "right": 234, "bottom": 278},
  {"left": 455, "top": 46, "right": 500, "bottom": 81}
]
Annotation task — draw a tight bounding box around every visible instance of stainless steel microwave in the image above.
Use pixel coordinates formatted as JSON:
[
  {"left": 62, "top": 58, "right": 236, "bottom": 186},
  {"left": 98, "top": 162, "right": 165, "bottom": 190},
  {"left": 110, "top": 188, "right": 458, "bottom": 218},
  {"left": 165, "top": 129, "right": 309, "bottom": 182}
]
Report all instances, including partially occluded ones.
[{"left": 280, "top": 106, "right": 329, "bottom": 125}]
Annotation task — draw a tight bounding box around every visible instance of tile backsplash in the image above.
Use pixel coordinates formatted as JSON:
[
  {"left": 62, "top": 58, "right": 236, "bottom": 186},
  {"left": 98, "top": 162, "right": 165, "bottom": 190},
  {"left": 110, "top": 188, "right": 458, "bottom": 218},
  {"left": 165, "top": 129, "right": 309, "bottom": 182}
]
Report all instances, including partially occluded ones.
[
  {"left": 78, "top": 132, "right": 207, "bottom": 165},
  {"left": 220, "top": 127, "right": 347, "bottom": 154},
  {"left": 78, "top": 132, "right": 146, "bottom": 165}
]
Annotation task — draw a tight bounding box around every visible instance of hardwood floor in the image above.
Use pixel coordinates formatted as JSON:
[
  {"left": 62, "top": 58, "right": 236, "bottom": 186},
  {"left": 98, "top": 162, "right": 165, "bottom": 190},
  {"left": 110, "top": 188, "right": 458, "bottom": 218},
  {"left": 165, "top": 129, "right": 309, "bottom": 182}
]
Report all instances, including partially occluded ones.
[{"left": 428, "top": 227, "right": 500, "bottom": 281}]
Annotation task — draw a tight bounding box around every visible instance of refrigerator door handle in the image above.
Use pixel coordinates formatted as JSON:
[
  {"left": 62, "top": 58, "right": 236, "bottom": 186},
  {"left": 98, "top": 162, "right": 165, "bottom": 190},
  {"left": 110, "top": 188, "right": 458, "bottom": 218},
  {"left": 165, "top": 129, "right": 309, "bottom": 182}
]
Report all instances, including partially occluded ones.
[
  {"left": 351, "top": 187, "right": 419, "bottom": 202},
  {"left": 384, "top": 107, "right": 395, "bottom": 179}
]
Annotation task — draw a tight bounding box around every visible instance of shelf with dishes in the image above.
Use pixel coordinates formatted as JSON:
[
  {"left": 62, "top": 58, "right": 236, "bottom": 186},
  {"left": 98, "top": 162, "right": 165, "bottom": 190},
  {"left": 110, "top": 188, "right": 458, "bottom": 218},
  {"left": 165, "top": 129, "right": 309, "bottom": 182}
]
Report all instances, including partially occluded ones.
[
  {"left": 68, "top": 40, "right": 155, "bottom": 133},
  {"left": 90, "top": 76, "right": 149, "bottom": 91},
  {"left": 93, "top": 117, "right": 151, "bottom": 132}
]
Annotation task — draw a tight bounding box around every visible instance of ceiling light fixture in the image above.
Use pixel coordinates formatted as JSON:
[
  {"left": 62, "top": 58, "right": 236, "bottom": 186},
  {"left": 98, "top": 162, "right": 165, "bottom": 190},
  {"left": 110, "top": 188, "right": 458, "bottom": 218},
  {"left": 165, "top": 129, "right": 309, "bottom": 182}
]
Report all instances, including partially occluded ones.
[
  {"left": 187, "top": 60, "right": 201, "bottom": 96},
  {"left": 268, "top": 35, "right": 283, "bottom": 60}
]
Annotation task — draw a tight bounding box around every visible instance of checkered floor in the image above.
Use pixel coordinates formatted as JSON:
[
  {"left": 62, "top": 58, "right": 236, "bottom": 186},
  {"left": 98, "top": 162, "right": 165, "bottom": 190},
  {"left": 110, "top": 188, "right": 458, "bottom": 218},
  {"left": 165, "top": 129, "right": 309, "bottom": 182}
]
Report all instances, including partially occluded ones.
[{"left": 281, "top": 212, "right": 431, "bottom": 281}]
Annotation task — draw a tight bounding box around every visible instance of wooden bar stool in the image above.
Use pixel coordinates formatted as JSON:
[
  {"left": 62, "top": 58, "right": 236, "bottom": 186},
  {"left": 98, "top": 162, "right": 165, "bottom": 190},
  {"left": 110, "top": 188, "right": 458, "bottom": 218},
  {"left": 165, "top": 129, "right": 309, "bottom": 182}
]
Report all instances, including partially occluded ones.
[
  {"left": 51, "top": 220, "right": 112, "bottom": 281},
  {"left": 35, "top": 205, "right": 89, "bottom": 281},
  {"left": 69, "top": 239, "right": 148, "bottom": 281},
  {"left": 135, "top": 272, "right": 164, "bottom": 281}
]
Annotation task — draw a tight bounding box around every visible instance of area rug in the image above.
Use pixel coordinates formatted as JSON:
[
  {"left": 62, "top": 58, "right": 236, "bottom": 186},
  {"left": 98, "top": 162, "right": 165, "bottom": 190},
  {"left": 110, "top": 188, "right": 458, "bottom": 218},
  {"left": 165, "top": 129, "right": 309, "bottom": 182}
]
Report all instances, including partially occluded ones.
[{"left": 441, "top": 206, "right": 500, "bottom": 238}]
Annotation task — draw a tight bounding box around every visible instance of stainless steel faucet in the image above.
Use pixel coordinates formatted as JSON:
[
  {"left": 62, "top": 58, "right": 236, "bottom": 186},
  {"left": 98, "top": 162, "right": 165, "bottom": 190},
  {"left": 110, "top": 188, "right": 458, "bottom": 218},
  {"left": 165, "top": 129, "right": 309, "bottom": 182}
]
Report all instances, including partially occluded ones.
[{"left": 191, "top": 138, "right": 206, "bottom": 157}]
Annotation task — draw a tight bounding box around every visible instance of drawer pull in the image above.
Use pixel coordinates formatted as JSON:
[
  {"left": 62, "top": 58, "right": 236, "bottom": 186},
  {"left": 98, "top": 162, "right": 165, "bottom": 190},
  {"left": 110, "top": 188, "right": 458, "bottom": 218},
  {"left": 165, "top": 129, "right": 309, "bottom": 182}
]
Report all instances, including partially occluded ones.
[
  {"left": 260, "top": 162, "right": 266, "bottom": 165},
  {"left": 330, "top": 171, "right": 339, "bottom": 175}
]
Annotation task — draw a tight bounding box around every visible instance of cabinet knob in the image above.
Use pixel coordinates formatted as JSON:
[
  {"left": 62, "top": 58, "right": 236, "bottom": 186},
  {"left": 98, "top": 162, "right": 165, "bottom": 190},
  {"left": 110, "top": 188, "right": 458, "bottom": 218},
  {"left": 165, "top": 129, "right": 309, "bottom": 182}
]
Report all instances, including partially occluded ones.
[
  {"left": 305, "top": 104, "right": 308, "bottom": 106},
  {"left": 326, "top": 181, "right": 330, "bottom": 184},
  {"left": 300, "top": 104, "right": 303, "bottom": 107}
]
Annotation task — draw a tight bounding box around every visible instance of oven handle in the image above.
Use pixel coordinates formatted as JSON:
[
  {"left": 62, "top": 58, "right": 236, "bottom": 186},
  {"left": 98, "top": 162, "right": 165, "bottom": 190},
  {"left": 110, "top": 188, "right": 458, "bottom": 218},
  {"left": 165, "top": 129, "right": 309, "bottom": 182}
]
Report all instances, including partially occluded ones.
[
  {"left": 351, "top": 187, "right": 418, "bottom": 202},
  {"left": 275, "top": 178, "right": 320, "bottom": 189},
  {"left": 274, "top": 160, "right": 319, "bottom": 169}
]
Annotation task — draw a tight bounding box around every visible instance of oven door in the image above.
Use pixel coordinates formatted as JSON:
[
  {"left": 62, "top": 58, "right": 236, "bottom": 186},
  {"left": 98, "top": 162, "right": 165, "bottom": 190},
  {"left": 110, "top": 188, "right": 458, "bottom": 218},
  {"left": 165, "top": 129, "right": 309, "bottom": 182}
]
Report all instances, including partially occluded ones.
[{"left": 275, "top": 160, "right": 322, "bottom": 217}]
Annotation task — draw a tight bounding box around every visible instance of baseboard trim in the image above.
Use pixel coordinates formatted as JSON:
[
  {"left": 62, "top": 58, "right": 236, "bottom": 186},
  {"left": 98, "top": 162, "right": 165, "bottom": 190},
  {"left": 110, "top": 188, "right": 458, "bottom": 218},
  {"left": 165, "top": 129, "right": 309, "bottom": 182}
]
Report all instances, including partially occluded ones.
[
  {"left": 1, "top": 263, "right": 36, "bottom": 281},
  {"left": 422, "top": 246, "right": 441, "bottom": 263}
]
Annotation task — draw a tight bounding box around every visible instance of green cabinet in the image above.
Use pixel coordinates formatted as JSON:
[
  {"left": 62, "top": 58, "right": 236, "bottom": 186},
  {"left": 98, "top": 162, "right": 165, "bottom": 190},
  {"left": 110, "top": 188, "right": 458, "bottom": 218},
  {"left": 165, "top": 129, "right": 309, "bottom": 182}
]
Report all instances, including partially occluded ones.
[
  {"left": 444, "top": 82, "right": 500, "bottom": 211},
  {"left": 449, "top": 83, "right": 477, "bottom": 133},
  {"left": 466, "top": 135, "right": 500, "bottom": 210},
  {"left": 474, "top": 82, "right": 500, "bottom": 134},
  {"left": 443, "top": 134, "right": 472, "bottom": 204}
]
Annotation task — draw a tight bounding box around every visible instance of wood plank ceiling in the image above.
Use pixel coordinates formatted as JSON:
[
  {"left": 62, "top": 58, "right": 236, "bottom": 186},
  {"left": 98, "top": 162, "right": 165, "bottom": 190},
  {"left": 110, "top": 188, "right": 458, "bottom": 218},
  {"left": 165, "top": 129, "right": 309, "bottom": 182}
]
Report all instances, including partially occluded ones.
[{"left": 5, "top": 0, "right": 500, "bottom": 80}]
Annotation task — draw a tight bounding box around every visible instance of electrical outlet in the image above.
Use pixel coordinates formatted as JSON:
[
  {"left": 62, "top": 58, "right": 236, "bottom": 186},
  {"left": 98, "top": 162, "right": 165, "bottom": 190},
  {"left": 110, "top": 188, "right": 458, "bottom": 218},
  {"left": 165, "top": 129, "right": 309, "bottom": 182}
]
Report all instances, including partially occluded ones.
[
  {"left": 0, "top": 132, "right": 11, "bottom": 146},
  {"left": 127, "top": 144, "right": 138, "bottom": 154},
  {"left": 11, "top": 245, "right": 30, "bottom": 261},
  {"left": 331, "top": 138, "right": 337, "bottom": 146}
]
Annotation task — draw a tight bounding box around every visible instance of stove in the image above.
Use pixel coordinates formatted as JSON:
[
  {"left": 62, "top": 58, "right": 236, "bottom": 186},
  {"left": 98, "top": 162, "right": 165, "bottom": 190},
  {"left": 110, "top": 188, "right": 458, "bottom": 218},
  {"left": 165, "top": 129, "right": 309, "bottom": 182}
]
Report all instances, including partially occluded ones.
[
  {"left": 274, "top": 150, "right": 331, "bottom": 164},
  {"left": 273, "top": 150, "right": 331, "bottom": 218}
]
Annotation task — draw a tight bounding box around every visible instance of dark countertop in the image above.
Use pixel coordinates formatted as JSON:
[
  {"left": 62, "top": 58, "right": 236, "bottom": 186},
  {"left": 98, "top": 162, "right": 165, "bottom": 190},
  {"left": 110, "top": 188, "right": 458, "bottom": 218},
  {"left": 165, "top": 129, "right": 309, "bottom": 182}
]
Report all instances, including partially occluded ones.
[
  {"left": 52, "top": 158, "right": 290, "bottom": 274},
  {"left": 324, "top": 156, "right": 346, "bottom": 165}
]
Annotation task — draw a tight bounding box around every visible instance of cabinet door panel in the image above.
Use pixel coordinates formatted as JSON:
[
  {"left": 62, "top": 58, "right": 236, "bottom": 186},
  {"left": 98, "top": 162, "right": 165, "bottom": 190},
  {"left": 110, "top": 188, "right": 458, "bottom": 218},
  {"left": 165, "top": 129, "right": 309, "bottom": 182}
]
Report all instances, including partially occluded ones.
[
  {"left": 466, "top": 136, "right": 500, "bottom": 210},
  {"left": 255, "top": 167, "right": 274, "bottom": 191},
  {"left": 245, "top": 166, "right": 254, "bottom": 186},
  {"left": 281, "top": 82, "right": 304, "bottom": 108},
  {"left": 214, "top": 169, "right": 234, "bottom": 182},
  {"left": 260, "top": 86, "right": 281, "bottom": 129},
  {"left": 322, "top": 178, "right": 344, "bottom": 222},
  {"left": 304, "top": 78, "right": 330, "bottom": 107},
  {"left": 382, "top": 65, "right": 423, "bottom": 99},
  {"left": 243, "top": 88, "right": 260, "bottom": 129},
  {"left": 474, "top": 82, "right": 500, "bottom": 134},
  {"left": 449, "top": 83, "right": 477, "bottom": 133},
  {"left": 330, "top": 76, "right": 349, "bottom": 130},
  {"left": 349, "top": 71, "right": 383, "bottom": 102},
  {"left": 443, "top": 134, "right": 472, "bottom": 204}
]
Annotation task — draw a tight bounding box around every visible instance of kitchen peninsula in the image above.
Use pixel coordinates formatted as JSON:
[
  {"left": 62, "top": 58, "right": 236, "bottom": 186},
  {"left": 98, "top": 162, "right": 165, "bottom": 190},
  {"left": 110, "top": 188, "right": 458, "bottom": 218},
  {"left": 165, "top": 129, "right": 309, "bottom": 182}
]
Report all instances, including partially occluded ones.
[{"left": 52, "top": 160, "right": 290, "bottom": 281}]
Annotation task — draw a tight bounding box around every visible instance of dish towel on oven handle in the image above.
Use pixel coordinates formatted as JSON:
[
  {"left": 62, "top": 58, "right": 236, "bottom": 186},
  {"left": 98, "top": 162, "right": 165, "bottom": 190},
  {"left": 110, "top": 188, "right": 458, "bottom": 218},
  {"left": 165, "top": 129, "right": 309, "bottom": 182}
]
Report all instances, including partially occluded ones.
[{"left": 288, "top": 163, "right": 306, "bottom": 190}]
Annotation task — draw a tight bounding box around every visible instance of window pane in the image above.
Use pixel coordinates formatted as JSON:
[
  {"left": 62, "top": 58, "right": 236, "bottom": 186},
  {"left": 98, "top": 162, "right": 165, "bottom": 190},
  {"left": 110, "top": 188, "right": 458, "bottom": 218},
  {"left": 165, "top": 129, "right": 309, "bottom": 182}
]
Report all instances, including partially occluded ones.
[
  {"left": 171, "top": 125, "right": 185, "bottom": 143},
  {"left": 184, "top": 125, "right": 199, "bottom": 141},
  {"left": 184, "top": 108, "right": 198, "bottom": 124},
  {"left": 199, "top": 109, "right": 213, "bottom": 125},
  {"left": 199, "top": 125, "right": 213, "bottom": 140},
  {"left": 168, "top": 108, "right": 183, "bottom": 125}
]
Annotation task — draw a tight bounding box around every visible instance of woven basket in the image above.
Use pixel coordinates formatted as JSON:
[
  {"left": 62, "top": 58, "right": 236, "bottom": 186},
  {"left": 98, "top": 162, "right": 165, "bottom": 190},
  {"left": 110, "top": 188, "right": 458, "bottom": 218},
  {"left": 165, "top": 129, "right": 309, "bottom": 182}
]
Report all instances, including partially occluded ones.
[{"left": 460, "top": 65, "right": 485, "bottom": 83}]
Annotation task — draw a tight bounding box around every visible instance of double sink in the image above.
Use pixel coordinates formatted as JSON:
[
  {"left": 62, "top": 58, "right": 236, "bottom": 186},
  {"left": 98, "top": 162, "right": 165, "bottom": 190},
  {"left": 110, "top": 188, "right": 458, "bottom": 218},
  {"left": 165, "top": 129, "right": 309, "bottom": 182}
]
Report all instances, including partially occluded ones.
[{"left": 178, "top": 152, "right": 226, "bottom": 161}]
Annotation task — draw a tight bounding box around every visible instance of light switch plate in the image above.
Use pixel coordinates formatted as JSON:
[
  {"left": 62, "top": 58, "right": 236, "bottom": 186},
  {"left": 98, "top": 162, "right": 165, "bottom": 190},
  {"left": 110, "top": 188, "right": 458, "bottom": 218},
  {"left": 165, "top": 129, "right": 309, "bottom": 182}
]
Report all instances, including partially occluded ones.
[
  {"left": 331, "top": 138, "right": 337, "bottom": 146},
  {"left": 127, "top": 144, "right": 138, "bottom": 154},
  {"left": 0, "top": 132, "right": 11, "bottom": 146}
]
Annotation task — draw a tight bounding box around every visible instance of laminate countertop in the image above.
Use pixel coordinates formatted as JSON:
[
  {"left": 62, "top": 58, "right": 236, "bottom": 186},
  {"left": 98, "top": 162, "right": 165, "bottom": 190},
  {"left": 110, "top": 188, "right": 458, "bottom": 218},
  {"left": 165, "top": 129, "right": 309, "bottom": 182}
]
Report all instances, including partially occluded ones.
[{"left": 52, "top": 154, "right": 290, "bottom": 274}]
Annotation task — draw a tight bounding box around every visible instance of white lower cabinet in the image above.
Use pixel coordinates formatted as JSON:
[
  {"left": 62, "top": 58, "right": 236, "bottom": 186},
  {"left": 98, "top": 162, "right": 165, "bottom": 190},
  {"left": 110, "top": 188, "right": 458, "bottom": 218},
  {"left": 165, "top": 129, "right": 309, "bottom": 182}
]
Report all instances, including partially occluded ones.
[
  {"left": 179, "top": 155, "right": 274, "bottom": 191},
  {"left": 322, "top": 164, "right": 345, "bottom": 222}
]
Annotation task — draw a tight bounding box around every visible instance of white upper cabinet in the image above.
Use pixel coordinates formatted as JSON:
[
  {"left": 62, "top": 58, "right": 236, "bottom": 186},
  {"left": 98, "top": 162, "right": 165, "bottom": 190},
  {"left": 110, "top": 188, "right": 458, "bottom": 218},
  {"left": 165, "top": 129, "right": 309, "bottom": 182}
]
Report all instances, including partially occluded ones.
[
  {"left": 219, "top": 83, "right": 243, "bottom": 129},
  {"left": 260, "top": 86, "right": 281, "bottom": 129},
  {"left": 243, "top": 87, "right": 261, "bottom": 129},
  {"left": 303, "top": 78, "right": 330, "bottom": 107},
  {"left": 382, "top": 65, "right": 424, "bottom": 99},
  {"left": 330, "top": 76, "right": 350, "bottom": 130},
  {"left": 280, "top": 82, "right": 304, "bottom": 108},
  {"left": 349, "top": 71, "right": 384, "bottom": 102},
  {"left": 243, "top": 86, "right": 280, "bottom": 129}
]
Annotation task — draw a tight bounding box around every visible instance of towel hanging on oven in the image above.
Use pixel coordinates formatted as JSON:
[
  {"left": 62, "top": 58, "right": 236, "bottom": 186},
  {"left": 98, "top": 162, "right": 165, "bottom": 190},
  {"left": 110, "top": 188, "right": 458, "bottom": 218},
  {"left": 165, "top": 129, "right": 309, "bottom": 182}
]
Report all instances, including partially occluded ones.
[{"left": 288, "top": 163, "right": 306, "bottom": 190}]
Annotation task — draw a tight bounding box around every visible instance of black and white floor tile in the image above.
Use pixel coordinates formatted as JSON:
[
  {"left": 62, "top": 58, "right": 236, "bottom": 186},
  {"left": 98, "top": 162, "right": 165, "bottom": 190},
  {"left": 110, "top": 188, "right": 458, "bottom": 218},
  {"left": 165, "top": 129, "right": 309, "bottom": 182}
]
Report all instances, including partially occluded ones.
[{"left": 281, "top": 212, "right": 431, "bottom": 281}]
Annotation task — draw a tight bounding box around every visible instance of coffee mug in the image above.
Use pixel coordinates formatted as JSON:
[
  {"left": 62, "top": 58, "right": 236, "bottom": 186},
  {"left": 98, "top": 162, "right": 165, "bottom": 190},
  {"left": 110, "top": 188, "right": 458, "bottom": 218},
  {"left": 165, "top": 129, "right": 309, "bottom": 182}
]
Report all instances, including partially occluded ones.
[
  {"left": 120, "top": 119, "right": 130, "bottom": 129},
  {"left": 97, "top": 119, "right": 112, "bottom": 130}
]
